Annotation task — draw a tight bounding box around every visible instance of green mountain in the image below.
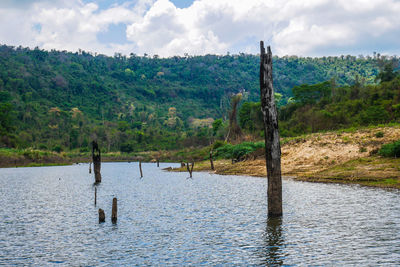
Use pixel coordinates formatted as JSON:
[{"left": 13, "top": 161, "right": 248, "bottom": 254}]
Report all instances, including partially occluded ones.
[{"left": 0, "top": 44, "right": 386, "bottom": 151}]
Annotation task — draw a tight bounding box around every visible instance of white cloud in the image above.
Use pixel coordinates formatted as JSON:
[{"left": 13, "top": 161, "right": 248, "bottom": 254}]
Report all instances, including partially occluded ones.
[{"left": 0, "top": 0, "right": 400, "bottom": 56}]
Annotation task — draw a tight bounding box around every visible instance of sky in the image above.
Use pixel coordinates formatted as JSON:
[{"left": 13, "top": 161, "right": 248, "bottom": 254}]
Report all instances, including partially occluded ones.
[{"left": 1, "top": 0, "right": 400, "bottom": 57}]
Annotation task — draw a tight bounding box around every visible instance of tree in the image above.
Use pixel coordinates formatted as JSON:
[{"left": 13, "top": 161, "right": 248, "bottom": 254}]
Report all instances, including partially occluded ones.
[
  {"left": 225, "top": 93, "right": 242, "bottom": 142},
  {"left": 292, "top": 81, "right": 331, "bottom": 105},
  {"left": 375, "top": 63, "right": 398, "bottom": 83}
]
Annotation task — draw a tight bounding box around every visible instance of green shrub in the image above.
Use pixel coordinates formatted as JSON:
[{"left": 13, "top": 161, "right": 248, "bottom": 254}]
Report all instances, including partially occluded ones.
[
  {"left": 38, "top": 144, "right": 48, "bottom": 150},
  {"left": 379, "top": 140, "right": 400, "bottom": 157},
  {"left": 375, "top": 131, "right": 384, "bottom": 138},
  {"left": 52, "top": 145, "right": 63, "bottom": 153},
  {"left": 79, "top": 147, "right": 89, "bottom": 153},
  {"left": 214, "top": 141, "right": 264, "bottom": 160},
  {"left": 212, "top": 140, "right": 225, "bottom": 150},
  {"left": 120, "top": 142, "right": 135, "bottom": 153}
]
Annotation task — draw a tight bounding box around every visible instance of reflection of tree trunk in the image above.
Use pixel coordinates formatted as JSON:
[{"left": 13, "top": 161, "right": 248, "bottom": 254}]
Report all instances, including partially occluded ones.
[
  {"left": 92, "top": 140, "right": 101, "bottom": 183},
  {"left": 260, "top": 42, "right": 282, "bottom": 217},
  {"left": 260, "top": 217, "right": 284, "bottom": 265}
]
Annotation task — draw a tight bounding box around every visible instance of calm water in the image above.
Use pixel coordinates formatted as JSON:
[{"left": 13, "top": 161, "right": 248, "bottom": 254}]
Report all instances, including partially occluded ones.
[{"left": 0, "top": 162, "right": 399, "bottom": 266}]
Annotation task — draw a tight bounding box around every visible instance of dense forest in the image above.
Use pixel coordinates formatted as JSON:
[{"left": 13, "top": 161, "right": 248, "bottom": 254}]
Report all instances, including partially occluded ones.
[
  {"left": 240, "top": 63, "right": 400, "bottom": 137},
  {"left": 0, "top": 44, "right": 397, "bottom": 152}
]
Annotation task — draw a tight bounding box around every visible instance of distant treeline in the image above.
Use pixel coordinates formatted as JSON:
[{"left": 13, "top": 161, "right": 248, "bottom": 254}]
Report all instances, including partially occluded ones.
[{"left": 0, "top": 44, "right": 396, "bottom": 151}]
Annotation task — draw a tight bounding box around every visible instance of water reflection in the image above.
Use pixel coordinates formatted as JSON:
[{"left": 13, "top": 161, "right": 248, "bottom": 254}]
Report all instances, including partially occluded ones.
[
  {"left": 260, "top": 217, "right": 284, "bottom": 266},
  {"left": 1, "top": 164, "right": 400, "bottom": 265}
]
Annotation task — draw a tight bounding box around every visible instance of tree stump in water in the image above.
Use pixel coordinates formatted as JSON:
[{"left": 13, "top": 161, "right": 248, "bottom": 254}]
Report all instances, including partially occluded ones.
[
  {"left": 260, "top": 42, "right": 282, "bottom": 217},
  {"left": 98, "top": 208, "right": 105, "bottom": 223},
  {"left": 186, "top": 162, "right": 194, "bottom": 178},
  {"left": 111, "top": 198, "right": 117, "bottom": 224},
  {"left": 92, "top": 141, "right": 101, "bottom": 183},
  {"left": 139, "top": 161, "right": 143, "bottom": 178}
]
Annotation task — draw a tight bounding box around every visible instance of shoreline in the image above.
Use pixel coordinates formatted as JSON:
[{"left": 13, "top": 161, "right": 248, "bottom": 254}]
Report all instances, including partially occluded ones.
[{"left": 2, "top": 125, "right": 400, "bottom": 189}]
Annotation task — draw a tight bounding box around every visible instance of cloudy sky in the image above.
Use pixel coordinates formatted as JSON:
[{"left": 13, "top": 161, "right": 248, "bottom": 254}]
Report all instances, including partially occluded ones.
[{"left": 1, "top": 0, "right": 400, "bottom": 57}]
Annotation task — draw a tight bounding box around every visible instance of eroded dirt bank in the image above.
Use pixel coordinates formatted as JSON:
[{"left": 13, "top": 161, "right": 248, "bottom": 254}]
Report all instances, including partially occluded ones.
[{"left": 172, "top": 126, "right": 400, "bottom": 189}]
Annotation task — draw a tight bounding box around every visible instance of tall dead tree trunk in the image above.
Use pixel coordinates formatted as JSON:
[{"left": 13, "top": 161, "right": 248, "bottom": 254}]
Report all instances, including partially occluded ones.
[
  {"left": 92, "top": 141, "right": 102, "bottom": 183},
  {"left": 260, "top": 42, "right": 282, "bottom": 217}
]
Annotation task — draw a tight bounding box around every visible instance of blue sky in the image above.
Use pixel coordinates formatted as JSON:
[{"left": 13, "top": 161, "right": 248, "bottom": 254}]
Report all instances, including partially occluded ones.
[{"left": 1, "top": 0, "right": 400, "bottom": 57}]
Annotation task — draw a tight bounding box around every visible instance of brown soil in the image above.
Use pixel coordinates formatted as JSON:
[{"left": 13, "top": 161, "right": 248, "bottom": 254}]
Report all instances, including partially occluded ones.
[{"left": 171, "top": 126, "right": 400, "bottom": 189}]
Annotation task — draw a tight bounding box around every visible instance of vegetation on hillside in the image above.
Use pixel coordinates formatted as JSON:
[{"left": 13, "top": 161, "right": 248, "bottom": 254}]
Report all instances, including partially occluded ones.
[
  {"left": 0, "top": 44, "right": 396, "bottom": 152},
  {"left": 239, "top": 62, "right": 400, "bottom": 138}
]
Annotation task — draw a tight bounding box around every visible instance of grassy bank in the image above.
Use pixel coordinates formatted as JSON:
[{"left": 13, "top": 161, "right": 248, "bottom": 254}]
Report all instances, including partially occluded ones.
[{"left": 0, "top": 149, "right": 146, "bottom": 168}]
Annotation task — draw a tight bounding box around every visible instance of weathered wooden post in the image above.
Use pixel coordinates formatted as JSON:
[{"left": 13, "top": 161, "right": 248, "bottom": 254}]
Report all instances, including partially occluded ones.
[
  {"left": 92, "top": 141, "right": 101, "bottom": 183},
  {"left": 139, "top": 161, "right": 143, "bottom": 178},
  {"left": 157, "top": 159, "right": 159, "bottom": 167},
  {"left": 260, "top": 42, "right": 283, "bottom": 217},
  {"left": 210, "top": 149, "right": 215, "bottom": 170},
  {"left": 111, "top": 198, "right": 117, "bottom": 223},
  {"left": 94, "top": 187, "right": 97, "bottom": 206},
  {"left": 89, "top": 162, "right": 92, "bottom": 174},
  {"left": 186, "top": 162, "right": 194, "bottom": 178},
  {"left": 98, "top": 208, "right": 105, "bottom": 223}
]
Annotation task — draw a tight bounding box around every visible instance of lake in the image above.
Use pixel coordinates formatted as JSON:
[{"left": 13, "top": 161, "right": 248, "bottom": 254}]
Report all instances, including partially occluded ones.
[{"left": 0, "top": 162, "right": 399, "bottom": 265}]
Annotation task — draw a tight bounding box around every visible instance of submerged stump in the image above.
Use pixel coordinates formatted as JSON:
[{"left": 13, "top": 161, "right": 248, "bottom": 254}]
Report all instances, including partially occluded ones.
[
  {"left": 260, "top": 42, "right": 283, "bottom": 217},
  {"left": 111, "top": 198, "right": 117, "bottom": 224},
  {"left": 92, "top": 141, "right": 101, "bottom": 183},
  {"left": 98, "top": 208, "right": 105, "bottom": 223}
]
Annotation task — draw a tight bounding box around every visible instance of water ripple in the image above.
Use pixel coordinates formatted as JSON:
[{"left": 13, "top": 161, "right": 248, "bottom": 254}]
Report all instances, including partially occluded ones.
[{"left": 0, "top": 163, "right": 399, "bottom": 265}]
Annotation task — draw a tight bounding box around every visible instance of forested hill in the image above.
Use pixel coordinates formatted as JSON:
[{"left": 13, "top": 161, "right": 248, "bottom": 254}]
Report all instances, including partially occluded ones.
[{"left": 0, "top": 44, "right": 389, "bottom": 151}]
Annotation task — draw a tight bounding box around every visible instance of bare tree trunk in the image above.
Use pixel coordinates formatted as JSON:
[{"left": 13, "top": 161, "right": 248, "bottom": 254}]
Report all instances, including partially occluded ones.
[
  {"left": 210, "top": 149, "right": 215, "bottom": 170},
  {"left": 94, "top": 187, "right": 97, "bottom": 206},
  {"left": 92, "top": 141, "right": 101, "bottom": 183},
  {"left": 260, "top": 42, "right": 282, "bottom": 217},
  {"left": 186, "top": 162, "right": 194, "bottom": 178},
  {"left": 139, "top": 161, "right": 143, "bottom": 178},
  {"left": 111, "top": 197, "right": 117, "bottom": 224}
]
